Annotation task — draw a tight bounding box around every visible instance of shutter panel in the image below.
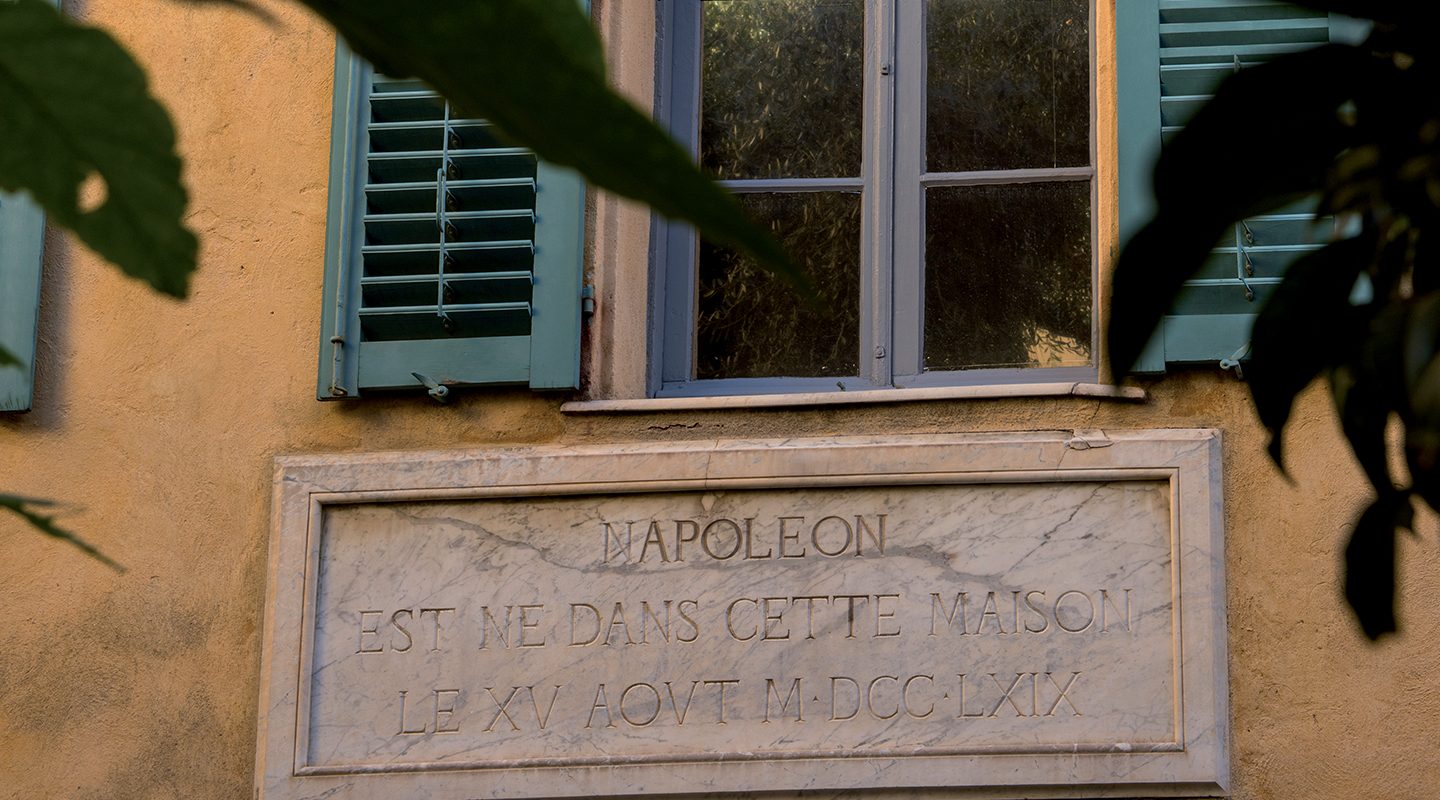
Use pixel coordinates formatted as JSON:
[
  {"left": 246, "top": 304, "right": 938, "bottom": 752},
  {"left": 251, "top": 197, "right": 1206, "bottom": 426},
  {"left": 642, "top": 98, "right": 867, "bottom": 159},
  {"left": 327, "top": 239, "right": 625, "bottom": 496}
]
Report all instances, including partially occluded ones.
[
  {"left": 0, "top": 0, "right": 54, "bottom": 412},
  {"left": 1116, "top": 0, "right": 1351, "bottom": 373},
  {"left": 319, "top": 44, "right": 586, "bottom": 398},
  {"left": 0, "top": 190, "right": 46, "bottom": 412}
]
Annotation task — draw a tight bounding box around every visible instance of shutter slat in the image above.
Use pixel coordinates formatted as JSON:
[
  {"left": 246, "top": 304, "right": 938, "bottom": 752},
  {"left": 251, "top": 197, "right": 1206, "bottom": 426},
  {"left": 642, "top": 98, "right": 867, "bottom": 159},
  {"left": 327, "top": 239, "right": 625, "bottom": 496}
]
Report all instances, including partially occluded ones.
[
  {"left": 1159, "top": 41, "right": 1323, "bottom": 64},
  {"left": 1160, "top": 64, "right": 1237, "bottom": 94},
  {"left": 1195, "top": 248, "right": 1321, "bottom": 280},
  {"left": 361, "top": 271, "right": 534, "bottom": 308},
  {"left": 361, "top": 240, "right": 534, "bottom": 257},
  {"left": 363, "top": 209, "right": 536, "bottom": 246},
  {"left": 1171, "top": 281, "right": 1278, "bottom": 315},
  {"left": 1160, "top": 18, "right": 1328, "bottom": 44},
  {"left": 359, "top": 303, "right": 532, "bottom": 342},
  {"left": 365, "top": 178, "right": 536, "bottom": 215},
  {"left": 367, "top": 148, "right": 536, "bottom": 184},
  {"left": 370, "top": 78, "right": 435, "bottom": 93},
  {"left": 368, "top": 93, "right": 445, "bottom": 123},
  {"left": 368, "top": 120, "right": 498, "bottom": 153}
]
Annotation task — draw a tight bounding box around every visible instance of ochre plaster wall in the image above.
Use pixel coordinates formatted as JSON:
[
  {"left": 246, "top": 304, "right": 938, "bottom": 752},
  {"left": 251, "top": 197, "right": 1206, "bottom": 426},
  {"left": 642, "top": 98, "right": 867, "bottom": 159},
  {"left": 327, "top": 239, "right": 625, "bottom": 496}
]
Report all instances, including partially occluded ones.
[{"left": 1, "top": 2, "right": 1438, "bottom": 799}]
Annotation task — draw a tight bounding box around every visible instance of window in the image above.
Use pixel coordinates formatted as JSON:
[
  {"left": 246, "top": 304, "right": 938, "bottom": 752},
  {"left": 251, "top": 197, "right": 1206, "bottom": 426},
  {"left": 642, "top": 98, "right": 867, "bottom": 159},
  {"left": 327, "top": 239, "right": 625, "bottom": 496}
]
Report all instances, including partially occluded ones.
[
  {"left": 655, "top": 0, "right": 1096, "bottom": 397},
  {"left": 0, "top": 189, "right": 46, "bottom": 412},
  {"left": 318, "top": 42, "right": 587, "bottom": 400}
]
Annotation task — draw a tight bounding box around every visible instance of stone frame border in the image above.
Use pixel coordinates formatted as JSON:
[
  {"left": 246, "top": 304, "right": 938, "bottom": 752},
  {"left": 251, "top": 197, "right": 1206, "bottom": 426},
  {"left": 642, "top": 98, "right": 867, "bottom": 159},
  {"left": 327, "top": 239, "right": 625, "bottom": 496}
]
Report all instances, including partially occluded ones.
[{"left": 256, "top": 430, "right": 1228, "bottom": 799}]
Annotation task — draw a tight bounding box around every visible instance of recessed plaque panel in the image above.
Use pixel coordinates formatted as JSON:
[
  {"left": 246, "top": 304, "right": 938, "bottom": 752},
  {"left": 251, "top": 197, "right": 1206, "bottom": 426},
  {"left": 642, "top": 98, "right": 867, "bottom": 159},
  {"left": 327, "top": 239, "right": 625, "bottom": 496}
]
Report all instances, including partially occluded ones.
[{"left": 258, "top": 433, "right": 1227, "bottom": 798}]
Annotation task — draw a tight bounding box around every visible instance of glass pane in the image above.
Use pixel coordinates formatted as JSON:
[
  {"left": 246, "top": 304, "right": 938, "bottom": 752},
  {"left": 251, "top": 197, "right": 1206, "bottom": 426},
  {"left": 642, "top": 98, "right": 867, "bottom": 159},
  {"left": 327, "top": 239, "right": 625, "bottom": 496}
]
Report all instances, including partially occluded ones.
[
  {"left": 927, "top": 0, "right": 1089, "bottom": 172},
  {"left": 924, "top": 182, "right": 1092, "bottom": 371},
  {"left": 701, "top": 0, "right": 864, "bottom": 180},
  {"left": 697, "top": 192, "right": 861, "bottom": 379}
]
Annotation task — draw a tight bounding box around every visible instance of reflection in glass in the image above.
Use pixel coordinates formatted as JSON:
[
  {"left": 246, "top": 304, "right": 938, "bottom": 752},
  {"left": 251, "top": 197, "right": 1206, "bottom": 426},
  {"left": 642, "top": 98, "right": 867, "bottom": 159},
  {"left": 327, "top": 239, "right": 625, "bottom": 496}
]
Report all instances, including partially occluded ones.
[
  {"left": 924, "top": 182, "right": 1092, "bottom": 371},
  {"left": 927, "top": 0, "right": 1089, "bottom": 172},
  {"left": 697, "top": 192, "right": 861, "bottom": 379},
  {"left": 702, "top": 0, "right": 864, "bottom": 179}
]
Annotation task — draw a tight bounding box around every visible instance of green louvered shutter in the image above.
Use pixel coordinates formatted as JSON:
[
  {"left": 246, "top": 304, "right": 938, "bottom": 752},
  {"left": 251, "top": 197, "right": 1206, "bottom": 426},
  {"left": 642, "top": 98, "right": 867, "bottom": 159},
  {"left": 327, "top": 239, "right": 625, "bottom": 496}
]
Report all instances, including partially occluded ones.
[
  {"left": 0, "top": 190, "right": 46, "bottom": 412},
  {"left": 0, "top": 0, "right": 54, "bottom": 412},
  {"left": 1117, "top": 0, "right": 1365, "bottom": 372},
  {"left": 318, "top": 43, "right": 586, "bottom": 399}
]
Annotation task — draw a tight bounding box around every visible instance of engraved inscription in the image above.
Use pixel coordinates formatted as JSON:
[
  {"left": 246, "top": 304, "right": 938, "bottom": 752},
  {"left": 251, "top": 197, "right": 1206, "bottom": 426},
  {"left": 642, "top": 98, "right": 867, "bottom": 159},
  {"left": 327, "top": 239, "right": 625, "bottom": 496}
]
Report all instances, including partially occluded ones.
[
  {"left": 305, "top": 482, "right": 1177, "bottom": 769},
  {"left": 603, "top": 513, "right": 887, "bottom": 563}
]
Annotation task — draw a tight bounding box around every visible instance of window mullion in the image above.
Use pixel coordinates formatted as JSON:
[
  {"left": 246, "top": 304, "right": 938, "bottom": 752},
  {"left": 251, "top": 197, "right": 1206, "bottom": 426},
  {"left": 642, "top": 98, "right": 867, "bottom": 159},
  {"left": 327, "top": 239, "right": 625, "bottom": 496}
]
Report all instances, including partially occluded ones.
[
  {"left": 890, "top": 0, "right": 926, "bottom": 381},
  {"left": 859, "top": 0, "right": 898, "bottom": 387},
  {"left": 658, "top": 0, "right": 703, "bottom": 385}
]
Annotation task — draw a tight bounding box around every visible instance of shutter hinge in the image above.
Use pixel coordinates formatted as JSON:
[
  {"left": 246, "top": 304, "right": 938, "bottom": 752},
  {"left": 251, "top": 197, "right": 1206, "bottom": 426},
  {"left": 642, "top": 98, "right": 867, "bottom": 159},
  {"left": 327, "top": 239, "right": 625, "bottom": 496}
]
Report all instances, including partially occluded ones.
[
  {"left": 581, "top": 284, "right": 596, "bottom": 317},
  {"left": 411, "top": 372, "right": 451, "bottom": 403}
]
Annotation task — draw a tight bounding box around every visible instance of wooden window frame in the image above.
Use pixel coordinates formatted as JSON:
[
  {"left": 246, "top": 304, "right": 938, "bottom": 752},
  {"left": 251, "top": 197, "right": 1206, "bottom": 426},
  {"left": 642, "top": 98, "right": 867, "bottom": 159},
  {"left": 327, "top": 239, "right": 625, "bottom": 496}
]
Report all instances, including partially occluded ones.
[{"left": 651, "top": 0, "right": 1099, "bottom": 398}]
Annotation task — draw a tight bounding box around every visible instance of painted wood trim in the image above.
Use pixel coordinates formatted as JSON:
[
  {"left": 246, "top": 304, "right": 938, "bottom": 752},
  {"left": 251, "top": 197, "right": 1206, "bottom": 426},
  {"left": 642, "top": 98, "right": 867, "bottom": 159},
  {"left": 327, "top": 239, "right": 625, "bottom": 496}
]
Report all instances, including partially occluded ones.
[
  {"left": 317, "top": 39, "right": 367, "bottom": 399},
  {"left": 357, "top": 337, "right": 531, "bottom": 389},
  {"left": 0, "top": 190, "right": 46, "bottom": 412},
  {"left": 527, "top": 161, "right": 586, "bottom": 390},
  {"left": 1115, "top": 0, "right": 1167, "bottom": 374}
]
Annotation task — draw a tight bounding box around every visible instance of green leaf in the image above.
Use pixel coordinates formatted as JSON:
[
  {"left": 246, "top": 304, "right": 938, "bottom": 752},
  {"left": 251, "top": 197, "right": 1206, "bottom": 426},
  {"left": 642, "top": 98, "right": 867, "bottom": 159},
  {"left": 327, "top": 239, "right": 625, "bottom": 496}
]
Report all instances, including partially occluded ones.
[
  {"left": 1248, "top": 234, "right": 1374, "bottom": 468},
  {"left": 0, "top": 343, "right": 20, "bottom": 369},
  {"left": 0, "top": 0, "right": 196, "bottom": 297},
  {"left": 1336, "top": 305, "right": 1405, "bottom": 494},
  {"left": 1400, "top": 293, "right": 1440, "bottom": 510},
  {"left": 1332, "top": 303, "right": 1407, "bottom": 495},
  {"left": 295, "top": 0, "right": 803, "bottom": 292},
  {"left": 1343, "top": 493, "right": 1409, "bottom": 640},
  {"left": 1332, "top": 301, "right": 1413, "bottom": 641},
  {"left": 0, "top": 493, "right": 124, "bottom": 572},
  {"left": 1109, "top": 45, "right": 1373, "bottom": 378}
]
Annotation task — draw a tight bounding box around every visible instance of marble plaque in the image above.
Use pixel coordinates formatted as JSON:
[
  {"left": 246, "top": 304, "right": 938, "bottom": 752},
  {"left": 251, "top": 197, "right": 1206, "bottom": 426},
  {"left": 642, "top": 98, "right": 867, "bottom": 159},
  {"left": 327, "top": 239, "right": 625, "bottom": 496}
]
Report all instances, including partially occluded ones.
[{"left": 257, "top": 432, "right": 1228, "bottom": 799}]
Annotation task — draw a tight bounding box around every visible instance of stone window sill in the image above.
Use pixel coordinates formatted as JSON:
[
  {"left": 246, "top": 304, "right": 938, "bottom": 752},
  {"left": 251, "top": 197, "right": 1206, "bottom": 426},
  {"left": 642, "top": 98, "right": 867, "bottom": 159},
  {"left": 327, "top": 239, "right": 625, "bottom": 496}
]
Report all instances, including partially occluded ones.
[{"left": 561, "top": 382, "right": 1146, "bottom": 414}]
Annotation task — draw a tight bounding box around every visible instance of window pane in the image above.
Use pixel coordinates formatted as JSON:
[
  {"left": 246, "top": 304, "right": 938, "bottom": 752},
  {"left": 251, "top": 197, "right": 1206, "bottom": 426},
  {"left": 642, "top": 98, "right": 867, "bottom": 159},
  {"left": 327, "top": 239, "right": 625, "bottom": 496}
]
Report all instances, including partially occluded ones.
[
  {"left": 701, "top": 0, "right": 864, "bottom": 180},
  {"left": 927, "top": 0, "right": 1089, "bottom": 172},
  {"left": 697, "top": 192, "right": 861, "bottom": 379},
  {"left": 924, "top": 182, "right": 1092, "bottom": 371}
]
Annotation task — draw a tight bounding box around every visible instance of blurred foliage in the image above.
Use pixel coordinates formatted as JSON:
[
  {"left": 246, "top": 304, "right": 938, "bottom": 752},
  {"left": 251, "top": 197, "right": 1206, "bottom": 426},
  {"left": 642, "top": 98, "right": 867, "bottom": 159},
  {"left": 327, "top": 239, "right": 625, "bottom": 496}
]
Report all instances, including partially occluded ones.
[
  {"left": 0, "top": 0, "right": 195, "bottom": 297},
  {"left": 696, "top": 0, "right": 864, "bottom": 381},
  {"left": 925, "top": 0, "right": 1092, "bottom": 375},
  {"left": 0, "top": 0, "right": 798, "bottom": 305},
  {"left": 0, "top": 0, "right": 800, "bottom": 560},
  {"left": 925, "top": 182, "right": 1091, "bottom": 370},
  {"left": 1110, "top": 0, "right": 1440, "bottom": 639},
  {"left": 698, "top": 192, "right": 861, "bottom": 380},
  {"left": 701, "top": 0, "right": 864, "bottom": 180},
  {"left": 304, "top": 0, "right": 797, "bottom": 286},
  {"left": 927, "top": 0, "right": 1089, "bottom": 172}
]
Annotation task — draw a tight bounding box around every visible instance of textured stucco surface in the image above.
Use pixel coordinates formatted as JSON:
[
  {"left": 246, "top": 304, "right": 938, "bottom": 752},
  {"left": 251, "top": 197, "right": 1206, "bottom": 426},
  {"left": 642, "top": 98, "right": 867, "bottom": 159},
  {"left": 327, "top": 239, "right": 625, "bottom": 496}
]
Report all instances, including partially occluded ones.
[{"left": 1, "top": 1, "right": 1439, "bottom": 799}]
